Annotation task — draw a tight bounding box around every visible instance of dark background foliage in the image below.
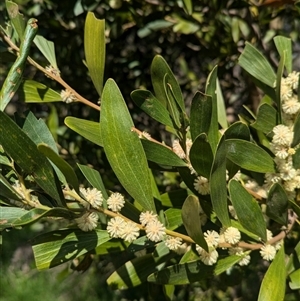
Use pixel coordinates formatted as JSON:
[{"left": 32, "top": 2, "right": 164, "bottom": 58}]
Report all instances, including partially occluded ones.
[{"left": 1, "top": 1, "right": 300, "bottom": 300}]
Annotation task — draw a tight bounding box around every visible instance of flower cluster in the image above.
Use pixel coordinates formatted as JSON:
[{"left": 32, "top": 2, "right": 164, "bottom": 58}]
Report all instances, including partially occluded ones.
[{"left": 79, "top": 187, "right": 103, "bottom": 209}]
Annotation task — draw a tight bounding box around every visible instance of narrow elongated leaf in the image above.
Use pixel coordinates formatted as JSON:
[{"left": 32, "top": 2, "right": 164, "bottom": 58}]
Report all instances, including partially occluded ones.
[
  {"left": 141, "top": 139, "right": 187, "bottom": 167},
  {"left": 20, "top": 80, "right": 61, "bottom": 103},
  {"left": 84, "top": 12, "right": 105, "bottom": 96},
  {"left": 286, "top": 241, "right": 300, "bottom": 275},
  {"left": 226, "top": 139, "right": 275, "bottom": 173},
  {"left": 210, "top": 136, "right": 230, "bottom": 227},
  {"left": 38, "top": 143, "right": 79, "bottom": 192},
  {"left": 0, "top": 207, "right": 26, "bottom": 230},
  {"left": 239, "top": 42, "right": 276, "bottom": 87},
  {"left": 131, "top": 90, "right": 174, "bottom": 127},
  {"left": 275, "top": 51, "right": 285, "bottom": 123},
  {"left": 274, "top": 36, "right": 292, "bottom": 74},
  {"left": 229, "top": 180, "right": 266, "bottom": 240},
  {"left": 190, "top": 92, "right": 212, "bottom": 141},
  {"left": 258, "top": 246, "right": 285, "bottom": 301},
  {"left": 32, "top": 229, "right": 110, "bottom": 270},
  {"left": 251, "top": 103, "right": 278, "bottom": 134},
  {"left": 101, "top": 79, "right": 155, "bottom": 212},
  {"left": 34, "top": 35, "right": 58, "bottom": 68},
  {"left": 216, "top": 79, "right": 228, "bottom": 129},
  {"left": 182, "top": 195, "right": 208, "bottom": 251},
  {"left": 77, "top": 164, "right": 108, "bottom": 199},
  {"left": 64, "top": 117, "right": 102, "bottom": 146},
  {"left": 289, "top": 269, "right": 300, "bottom": 290},
  {"left": 151, "top": 55, "right": 183, "bottom": 109},
  {"left": 291, "top": 113, "right": 300, "bottom": 148},
  {"left": 6, "top": 1, "right": 25, "bottom": 40},
  {"left": 266, "top": 183, "right": 288, "bottom": 225},
  {"left": 205, "top": 66, "right": 219, "bottom": 153},
  {"left": 182, "top": 0, "right": 193, "bottom": 14},
  {"left": 189, "top": 133, "right": 213, "bottom": 178},
  {"left": 160, "top": 190, "right": 188, "bottom": 208},
  {"left": 0, "top": 111, "right": 64, "bottom": 205}
]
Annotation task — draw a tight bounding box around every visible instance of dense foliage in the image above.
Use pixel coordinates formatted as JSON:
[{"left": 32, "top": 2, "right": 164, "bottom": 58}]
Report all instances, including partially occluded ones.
[{"left": 1, "top": 1, "right": 300, "bottom": 300}]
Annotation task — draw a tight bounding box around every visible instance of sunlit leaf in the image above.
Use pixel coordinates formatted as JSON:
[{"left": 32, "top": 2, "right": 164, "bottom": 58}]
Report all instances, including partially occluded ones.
[
  {"left": 84, "top": 12, "right": 105, "bottom": 96},
  {"left": 101, "top": 79, "right": 155, "bottom": 212},
  {"left": 6, "top": 1, "right": 25, "bottom": 40},
  {"left": 229, "top": 180, "right": 266, "bottom": 241},
  {"left": 274, "top": 36, "right": 292, "bottom": 74},
  {"left": 34, "top": 35, "right": 58, "bottom": 68}
]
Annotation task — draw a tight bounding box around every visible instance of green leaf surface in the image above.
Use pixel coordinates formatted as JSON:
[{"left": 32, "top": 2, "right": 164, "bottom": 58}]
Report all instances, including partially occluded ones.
[
  {"left": 0, "top": 206, "right": 26, "bottom": 230},
  {"left": 258, "top": 246, "right": 286, "bottom": 301},
  {"left": 151, "top": 55, "right": 183, "bottom": 109},
  {"left": 182, "top": 0, "right": 193, "bottom": 14},
  {"left": 226, "top": 139, "right": 275, "bottom": 173},
  {"left": 210, "top": 136, "right": 230, "bottom": 226},
  {"left": 289, "top": 268, "right": 300, "bottom": 290},
  {"left": 293, "top": 148, "right": 300, "bottom": 169},
  {"left": 34, "top": 35, "right": 58, "bottom": 68},
  {"left": 64, "top": 117, "right": 102, "bottom": 146},
  {"left": 164, "top": 208, "right": 182, "bottom": 230},
  {"left": 0, "top": 111, "right": 64, "bottom": 205},
  {"left": 141, "top": 139, "right": 186, "bottom": 167},
  {"left": 32, "top": 229, "right": 111, "bottom": 270},
  {"left": 38, "top": 143, "right": 79, "bottom": 192},
  {"left": 205, "top": 66, "right": 219, "bottom": 153},
  {"left": 77, "top": 164, "right": 108, "bottom": 199},
  {"left": 266, "top": 183, "right": 288, "bottom": 225},
  {"left": 6, "top": 1, "right": 25, "bottom": 40},
  {"left": 107, "top": 252, "right": 171, "bottom": 289},
  {"left": 137, "top": 20, "right": 173, "bottom": 38},
  {"left": 275, "top": 50, "right": 285, "bottom": 123},
  {"left": 274, "top": 36, "right": 292, "bottom": 74},
  {"left": 238, "top": 42, "right": 276, "bottom": 88},
  {"left": 160, "top": 190, "right": 188, "bottom": 208},
  {"left": 20, "top": 80, "right": 61, "bottom": 103},
  {"left": 286, "top": 241, "right": 300, "bottom": 275},
  {"left": 190, "top": 92, "right": 212, "bottom": 141},
  {"left": 291, "top": 113, "right": 300, "bottom": 148},
  {"left": 181, "top": 195, "right": 208, "bottom": 251},
  {"left": 214, "top": 255, "right": 243, "bottom": 275},
  {"left": 229, "top": 180, "right": 266, "bottom": 240},
  {"left": 101, "top": 79, "right": 155, "bottom": 212},
  {"left": 225, "top": 122, "right": 250, "bottom": 141},
  {"left": 131, "top": 90, "right": 174, "bottom": 127},
  {"left": 189, "top": 133, "right": 213, "bottom": 178},
  {"left": 84, "top": 12, "right": 105, "bottom": 96},
  {"left": 251, "top": 103, "right": 278, "bottom": 134},
  {"left": 216, "top": 78, "right": 228, "bottom": 129}
]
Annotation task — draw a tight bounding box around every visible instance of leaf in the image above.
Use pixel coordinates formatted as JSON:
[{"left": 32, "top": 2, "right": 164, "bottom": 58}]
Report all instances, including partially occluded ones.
[
  {"left": 38, "top": 143, "right": 79, "bottom": 192},
  {"left": 210, "top": 136, "right": 231, "bottom": 226},
  {"left": 107, "top": 253, "right": 171, "bottom": 289},
  {"left": 289, "top": 269, "right": 300, "bottom": 290},
  {"left": 147, "top": 260, "right": 211, "bottom": 284},
  {"left": 274, "top": 36, "right": 292, "bottom": 74},
  {"left": 34, "top": 35, "right": 58, "bottom": 68},
  {"left": 131, "top": 90, "right": 174, "bottom": 127},
  {"left": 251, "top": 103, "right": 278, "bottom": 134},
  {"left": 205, "top": 66, "right": 219, "bottom": 153},
  {"left": 216, "top": 78, "right": 228, "bottom": 129},
  {"left": 225, "top": 122, "right": 250, "bottom": 141},
  {"left": 291, "top": 113, "right": 300, "bottom": 148},
  {"left": 293, "top": 148, "right": 300, "bottom": 169},
  {"left": 286, "top": 241, "right": 300, "bottom": 275},
  {"left": 238, "top": 42, "right": 276, "bottom": 88},
  {"left": 160, "top": 190, "right": 188, "bottom": 208},
  {"left": 0, "top": 111, "right": 65, "bottom": 206},
  {"left": 182, "top": 0, "right": 193, "bottom": 14},
  {"left": 226, "top": 139, "right": 275, "bottom": 173},
  {"left": 151, "top": 55, "right": 183, "bottom": 109},
  {"left": 189, "top": 133, "right": 213, "bottom": 178},
  {"left": 137, "top": 20, "right": 173, "bottom": 38},
  {"left": 19, "top": 80, "right": 61, "bottom": 103},
  {"left": 275, "top": 50, "right": 285, "bottom": 123},
  {"left": 266, "top": 183, "right": 288, "bottom": 225},
  {"left": 64, "top": 117, "right": 102, "bottom": 146},
  {"left": 258, "top": 246, "right": 286, "bottom": 301},
  {"left": 229, "top": 180, "right": 266, "bottom": 241},
  {"left": 77, "top": 164, "right": 108, "bottom": 199},
  {"left": 101, "top": 79, "right": 155, "bottom": 212},
  {"left": 164, "top": 208, "right": 182, "bottom": 230},
  {"left": 6, "top": 1, "right": 25, "bottom": 40},
  {"left": 84, "top": 12, "right": 105, "bottom": 96},
  {"left": 141, "top": 139, "right": 187, "bottom": 167},
  {"left": 0, "top": 206, "right": 26, "bottom": 230},
  {"left": 181, "top": 195, "right": 208, "bottom": 251},
  {"left": 32, "top": 229, "right": 111, "bottom": 270},
  {"left": 190, "top": 92, "right": 212, "bottom": 141},
  {"left": 214, "top": 255, "right": 243, "bottom": 275}
]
